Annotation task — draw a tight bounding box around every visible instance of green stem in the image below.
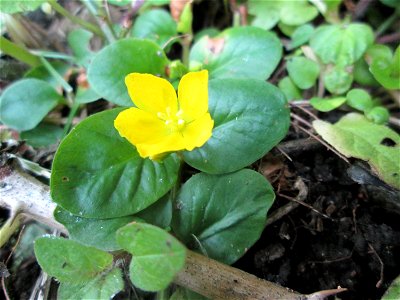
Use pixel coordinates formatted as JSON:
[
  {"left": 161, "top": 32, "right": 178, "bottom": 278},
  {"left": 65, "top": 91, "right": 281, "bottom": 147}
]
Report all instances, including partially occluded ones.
[
  {"left": 82, "top": 0, "right": 116, "bottom": 43},
  {"left": 39, "top": 56, "right": 73, "bottom": 94},
  {"left": 0, "top": 215, "right": 22, "bottom": 248},
  {"left": 181, "top": 35, "right": 192, "bottom": 69},
  {"left": 62, "top": 102, "right": 80, "bottom": 137},
  {"left": 0, "top": 36, "right": 41, "bottom": 66},
  {"left": 375, "top": 9, "right": 399, "bottom": 38},
  {"left": 48, "top": 0, "right": 104, "bottom": 38}
]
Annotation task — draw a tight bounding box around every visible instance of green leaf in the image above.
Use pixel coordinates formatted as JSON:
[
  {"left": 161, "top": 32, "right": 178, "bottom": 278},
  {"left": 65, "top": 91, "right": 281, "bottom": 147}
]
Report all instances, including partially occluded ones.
[
  {"left": 177, "top": 2, "right": 192, "bottom": 34},
  {"left": 278, "top": 76, "right": 302, "bottom": 101},
  {"left": 116, "top": 222, "right": 186, "bottom": 292},
  {"left": 287, "top": 23, "right": 315, "bottom": 50},
  {"left": 131, "top": 9, "right": 177, "bottom": 48},
  {"left": 310, "top": 23, "right": 374, "bottom": 66},
  {"left": 20, "top": 123, "right": 63, "bottom": 147},
  {"left": 183, "top": 79, "right": 290, "bottom": 174},
  {"left": 380, "top": 0, "right": 400, "bottom": 8},
  {"left": 87, "top": 39, "right": 169, "bottom": 106},
  {"left": 34, "top": 237, "right": 113, "bottom": 284},
  {"left": 324, "top": 65, "right": 353, "bottom": 94},
  {"left": 58, "top": 268, "right": 123, "bottom": 300},
  {"left": 189, "top": 26, "right": 282, "bottom": 80},
  {"left": 383, "top": 275, "right": 400, "bottom": 300},
  {"left": 248, "top": 0, "right": 318, "bottom": 29},
  {"left": 310, "top": 97, "right": 346, "bottom": 112},
  {"left": 0, "top": 79, "right": 63, "bottom": 131},
  {"left": 353, "top": 58, "right": 379, "bottom": 86},
  {"left": 67, "top": 29, "right": 94, "bottom": 68},
  {"left": 346, "top": 89, "right": 373, "bottom": 112},
  {"left": 170, "top": 287, "right": 207, "bottom": 300},
  {"left": 365, "top": 106, "right": 390, "bottom": 124},
  {"left": 75, "top": 87, "right": 101, "bottom": 104},
  {"left": 313, "top": 113, "right": 400, "bottom": 189},
  {"left": 54, "top": 206, "right": 137, "bottom": 251},
  {"left": 0, "top": 0, "right": 45, "bottom": 14},
  {"left": 51, "top": 108, "right": 180, "bottom": 218},
  {"left": 172, "top": 169, "right": 275, "bottom": 264},
  {"left": 135, "top": 193, "right": 172, "bottom": 228},
  {"left": 107, "top": 0, "right": 131, "bottom": 6},
  {"left": 369, "top": 45, "right": 400, "bottom": 90},
  {"left": 287, "top": 56, "right": 320, "bottom": 89}
]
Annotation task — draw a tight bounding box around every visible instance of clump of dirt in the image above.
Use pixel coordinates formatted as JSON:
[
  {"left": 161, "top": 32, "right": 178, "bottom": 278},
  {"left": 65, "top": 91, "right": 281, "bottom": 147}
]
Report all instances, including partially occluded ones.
[{"left": 235, "top": 145, "right": 400, "bottom": 300}]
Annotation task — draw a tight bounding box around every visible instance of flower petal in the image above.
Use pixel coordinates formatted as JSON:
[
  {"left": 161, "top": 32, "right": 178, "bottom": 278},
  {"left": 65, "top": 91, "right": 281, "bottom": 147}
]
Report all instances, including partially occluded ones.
[
  {"left": 114, "top": 107, "right": 168, "bottom": 146},
  {"left": 125, "top": 73, "right": 178, "bottom": 115},
  {"left": 182, "top": 112, "right": 214, "bottom": 150},
  {"left": 178, "top": 70, "right": 208, "bottom": 121},
  {"left": 136, "top": 133, "right": 186, "bottom": 158}
]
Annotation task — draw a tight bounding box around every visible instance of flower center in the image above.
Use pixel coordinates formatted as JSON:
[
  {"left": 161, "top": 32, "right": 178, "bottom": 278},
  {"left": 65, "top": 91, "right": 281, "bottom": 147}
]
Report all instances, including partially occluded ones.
[{"left": 157, "top": 107, "right": 186, "bottom": 132}]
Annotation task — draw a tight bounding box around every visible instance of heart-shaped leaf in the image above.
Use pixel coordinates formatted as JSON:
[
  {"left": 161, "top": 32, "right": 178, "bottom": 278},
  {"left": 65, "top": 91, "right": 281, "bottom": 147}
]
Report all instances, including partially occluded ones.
[
  {"left": 87, "top": 39, "right": 169, "bottom": 106},
  {"left": 287, "top": 56, "right": 320, "bottom": 89},
  {"left": 117, "top": 222, "right": 186, "bottom": 292},
  {"left": 34, "top": 237, "right": 113, "bottom": 284},
  {"left": 183, "top": 79, "right": 290, "bottom": 174},
  {"left": 51, "top": 108, "right": 180, "bottom": 218},
  {"left": 189, "top": 26, "right": 282, "bottom": 80},
  {"left": 172, "top": 169, "right": 275, "bottom": 264}
]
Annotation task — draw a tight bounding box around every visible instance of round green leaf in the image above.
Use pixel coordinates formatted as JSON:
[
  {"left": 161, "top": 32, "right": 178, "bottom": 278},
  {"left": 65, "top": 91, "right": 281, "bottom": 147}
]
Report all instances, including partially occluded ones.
[
  {"left": 131, "top": 9, "right": 177, "bottom": 48},
  {"left": 20, "top": 123, "right": 63, "bottom": 148},
  {"left": 189, "top": 26, "right": 282, "bottom": 80},
  {"left": 172, "top": 169, "right": 275, "bottom": 264},
  {"left": 278, "top": 76, "right": 302, "bottom": 101},
  {"left": 248, "top": 0, "right": 280, "bottom": 30},
  {"left": 183, "top": 79, "right": 289, "bottom": 174},
  {"left": 324, "top": 66, "right": 353, "bottom": 94},
  {"left": 346, "top": 88, "right": 373, "bottom": 112},
  {"left": 353, "top": 58, "right": 379, "bottom": 86},
  {"left": 287, "top": 23, "right": 315, "bottom": 50},
  {"left": 54, "top": 206, "right": 137, "bottom": 251},
  {"left": 34, "top": 237, "right": 113, "bottom": 284},
  {"left": 51, "top": 108, "right": 180, "bottom": 218},
  {"left": 87, "top": 39, "right": 169, "bottom": 106},
  {"left": 116, "top": 222, "right": 186, "bottom": 292},
  {"left": 369, "top": 46, "right": 400, "bottom": 90},
  {"left": 58, "top": 268, "right": 124, "bottom": 300},
  {"left": 0, "top": 0, "right": 45, "bottom": 14},
  {"left": 107, "top": 0, "right": 131, "bottom": 6},
  {"left": 67, "top": 29, "right": 94, "bottom": 68},
  {"left": 279, "top": 0, "right": 318, "bottom": 26},
  {"left": 310, "top": 23, "right": 374, "bottom": 66},
  {"left": 310, "top": 97, "right": 347, "bottom": 112},
  {"left": 0, "top": 79, "right": 62, "bottom": 131},
  {"left": 366, "top": 106, "right": 390, "bottom": 124},
  {"left": 287, "top": 56, "right": 320, "bottom": 89}
]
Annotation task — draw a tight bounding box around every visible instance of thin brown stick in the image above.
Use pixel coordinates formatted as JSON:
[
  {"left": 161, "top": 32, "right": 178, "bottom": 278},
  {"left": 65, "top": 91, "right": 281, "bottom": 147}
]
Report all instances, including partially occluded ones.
[{"left": 368, "top": 243, "right": 384, "bottom": 288}]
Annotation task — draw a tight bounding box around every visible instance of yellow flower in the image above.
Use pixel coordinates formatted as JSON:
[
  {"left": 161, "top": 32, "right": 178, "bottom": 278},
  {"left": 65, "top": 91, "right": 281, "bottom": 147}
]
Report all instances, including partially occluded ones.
[{"left": 114, "top": 70, "right": 214, "bottom": 159}]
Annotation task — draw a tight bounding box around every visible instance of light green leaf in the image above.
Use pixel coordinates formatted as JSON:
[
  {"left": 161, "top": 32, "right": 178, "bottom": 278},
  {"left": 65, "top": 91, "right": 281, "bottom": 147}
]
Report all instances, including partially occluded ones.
[
  {"left": 87, "top": 39, "right": 169, "bottom": 106},
  {"left": 172, "top": 169, "right": 275, "bottom": 264},
  {"left": 67, "top": 28, "right": 94, "bottom": 68},
  {"left": 287, "top": 56, "right": 320, "bottom": 89},
  {"left": 75, "top": 87, "right": 101, "bottom": 104},
  {"left": 189, "top": 26, "right": 282, "bottom": 80},
  {"left": 287, "top": 23, "right": 315, "bottom": 50},
  {"left": 0, "top": 79, "right": 63, "bottom": 131},
  {"left": 369, "top": 45, "right": 400, "bottom": 90},
  {"left": 0, "top": 0, "right": 45, "bottom": 14},
  {"left": 279, "top": 0, "right": 319, "bottom": 26},
  {"left": 107, "top": 0, "right": 131, "bottom": 6},
  {"left": 310, "top": 23, "right": 374, "bottom": 66},
  {"left": 365, "top": 106, "right": 390, "bottom": 124},
  {"left": 20, "top": 123, "right": 63, "bottom": 147},
  {"left": 313, "top": 113, "right": 400, "bottom": 189},
  {"left": 278, "top": 76, "right": 302, "bottom": 101},
  {"left": 346, "top": 88, "right": 373, "bottom": 112},
  {"left": 310, "top": 97, "right": 346, "bottom": 112},
  {"left": 34, "top": 237, "right": 113, "bottom": 284},
  {"left": 58, "top": 268, "right": 123, "bottom": 300},
  {"left": 324, "top": 65, "right": 353, "bottom": 94},
  {"left": 131, "top": 9, "right": 177, "bottom": 48},
  {"left": 183, "top": 79, "right": 290, "bottom": 174},
  {"left": 353, "top": 58, "right": 378, "bottom": 86},
  {"left": 383, "top": 275, "right": 400, "bottom": 300},
  {"left": 116, "top": 222, "right": 186, "bottom": 292},
  {"left": 51, "top": 108, "right": 180, "bottom": 218}
]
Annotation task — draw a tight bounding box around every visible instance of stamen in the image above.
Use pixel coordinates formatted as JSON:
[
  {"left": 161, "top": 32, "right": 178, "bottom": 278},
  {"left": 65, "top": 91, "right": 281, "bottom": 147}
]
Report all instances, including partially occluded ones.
[{"left": 177, "top": 119, "right": 185, "bottom": 125}]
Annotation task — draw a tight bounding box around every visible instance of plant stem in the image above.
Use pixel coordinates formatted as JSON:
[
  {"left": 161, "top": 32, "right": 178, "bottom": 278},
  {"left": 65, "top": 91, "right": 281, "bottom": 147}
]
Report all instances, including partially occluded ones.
[
  {"left": 39, "top": 56, "right": 73, "bottom": 94},
  {"left": 181, "top": 34, "right": 192, "bottom": 69},
  {"left": 0, "top": 215, "right": 22, "bottom": 249},
  {"left": 82, "top": 0, "right": 116, "bottom": 43},
  {"left": 0, "top": 36, "right": 41, "bottom": 66},
  {"left": 375, "top": 9, "right": 399, "bottom": 38},
  {"left": 62, "top": 102, "right": 80, "bottom": 137},
  {"left": 48, "top": 0, "right": 104, "bottom": 38}
]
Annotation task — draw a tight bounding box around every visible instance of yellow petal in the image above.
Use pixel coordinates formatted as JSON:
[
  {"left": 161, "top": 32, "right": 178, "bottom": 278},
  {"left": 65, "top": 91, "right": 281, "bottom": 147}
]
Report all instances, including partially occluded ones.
[
  {"left": 182, "top": 112, "right": 214, "bottom": 150},
  {"left": 178, "top": 70, "right": 208, "bottom": 121},
  {"left": 136, "top": 133, "right": 186, "bottom": 158},
  {"left": 125, "top": 73, "right": 178, "bottom": 115},
  {"left": 114, "top": 107, "right": 168, "bottom": 146}
]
